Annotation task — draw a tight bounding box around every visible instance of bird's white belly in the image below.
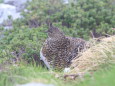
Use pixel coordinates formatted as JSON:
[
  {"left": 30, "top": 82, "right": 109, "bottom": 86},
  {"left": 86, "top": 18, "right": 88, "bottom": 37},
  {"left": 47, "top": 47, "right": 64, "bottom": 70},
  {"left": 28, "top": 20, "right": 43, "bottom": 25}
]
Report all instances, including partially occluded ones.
[{"left": 40, "top": 48, "right": 51, "bottom": 69}]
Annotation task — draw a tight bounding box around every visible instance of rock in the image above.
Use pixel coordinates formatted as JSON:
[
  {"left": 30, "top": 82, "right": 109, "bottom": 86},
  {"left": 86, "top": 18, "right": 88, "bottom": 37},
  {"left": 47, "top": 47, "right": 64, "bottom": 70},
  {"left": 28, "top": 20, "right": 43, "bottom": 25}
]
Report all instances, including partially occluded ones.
[
  {"left": 0, "top": 0, "right": 32, "bottom": 29},
  {"left": 63, "top": 0, "right": 69, "bottom": 4},
  {"left": 16, "top": 82, "right": 54, "bottom": 86},
  {"left": 4, "top": 0, "right": 32, "bottom": 12},
  {"left": 0, "top": 4, "right": 21, "bottom": 24},
  {"left": 4, "top": 26, "right": 13, "bottom": 30},
  {"left": 3, "top": 0, "right": 14, "bottom": 5},
  {"left": 0, "top": 3, "right": 21, "bottom": 29},
  {"left": 4, "top": 0, "right": 32, "bottom": 4}
]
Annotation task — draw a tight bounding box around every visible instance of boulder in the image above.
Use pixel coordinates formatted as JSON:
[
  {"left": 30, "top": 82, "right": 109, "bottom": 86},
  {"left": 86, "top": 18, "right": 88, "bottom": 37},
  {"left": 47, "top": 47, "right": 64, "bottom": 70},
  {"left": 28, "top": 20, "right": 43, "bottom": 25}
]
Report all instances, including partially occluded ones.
[
  {"left": 63, "top": 0, "right": 69, "bottom": 4},
  {"left": 4, "top": 0, "right": 32, "bottom": 12},
  {"left": 3, "top": 0, "right": 14, "bottom": 5},
  {"left": 0, "top": 4, "right": 21, "bottom": 28}
]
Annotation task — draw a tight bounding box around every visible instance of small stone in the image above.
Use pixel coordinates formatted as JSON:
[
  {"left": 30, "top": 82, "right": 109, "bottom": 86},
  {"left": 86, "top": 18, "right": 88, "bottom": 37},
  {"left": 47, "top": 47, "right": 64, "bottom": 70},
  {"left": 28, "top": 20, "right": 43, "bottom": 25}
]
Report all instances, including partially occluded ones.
[{"left": 16, "top": 82, "right": 54, "bottom": 86}]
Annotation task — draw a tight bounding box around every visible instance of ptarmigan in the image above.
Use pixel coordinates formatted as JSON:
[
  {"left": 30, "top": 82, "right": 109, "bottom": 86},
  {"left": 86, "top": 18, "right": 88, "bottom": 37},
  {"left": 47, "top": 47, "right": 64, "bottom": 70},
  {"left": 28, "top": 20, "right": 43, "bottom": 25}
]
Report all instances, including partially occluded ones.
[{"left": 40, "top": 24, "right": 87, "bottom": 70}]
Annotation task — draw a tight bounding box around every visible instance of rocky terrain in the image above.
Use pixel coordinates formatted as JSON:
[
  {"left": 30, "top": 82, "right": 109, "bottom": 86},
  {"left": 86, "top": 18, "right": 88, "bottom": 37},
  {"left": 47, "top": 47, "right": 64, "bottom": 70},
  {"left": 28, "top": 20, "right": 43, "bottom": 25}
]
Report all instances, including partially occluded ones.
[{"left": 0, "top": 0, "right": 32, "bottom": 29}]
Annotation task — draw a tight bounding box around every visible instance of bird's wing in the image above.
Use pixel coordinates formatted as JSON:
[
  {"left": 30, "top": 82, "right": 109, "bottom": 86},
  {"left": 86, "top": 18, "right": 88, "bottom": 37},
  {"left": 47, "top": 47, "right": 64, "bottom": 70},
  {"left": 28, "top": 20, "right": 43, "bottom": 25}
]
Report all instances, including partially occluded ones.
[{"left": 40, "top": 47, "right": 51, "bottom": 69}]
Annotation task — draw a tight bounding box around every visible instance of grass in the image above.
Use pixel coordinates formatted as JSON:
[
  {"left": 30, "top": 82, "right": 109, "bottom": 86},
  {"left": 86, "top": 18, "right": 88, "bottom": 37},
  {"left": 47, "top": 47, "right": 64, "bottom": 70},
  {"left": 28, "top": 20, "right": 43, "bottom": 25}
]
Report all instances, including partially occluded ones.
[
  {"left": 0, "top": 64, "right": 115, "bottom": 86},
  {"left": 0, "top": 64, "right": 75, "bottom": 86},
  {"left": 77, "top": 65, "right": 115, "bottom": 86},
  {"left": 0, "top": 36, "right": 115, "bottom": 86},
  {"left": 70, "top": 36, "right": 115, "bottom": 74}
]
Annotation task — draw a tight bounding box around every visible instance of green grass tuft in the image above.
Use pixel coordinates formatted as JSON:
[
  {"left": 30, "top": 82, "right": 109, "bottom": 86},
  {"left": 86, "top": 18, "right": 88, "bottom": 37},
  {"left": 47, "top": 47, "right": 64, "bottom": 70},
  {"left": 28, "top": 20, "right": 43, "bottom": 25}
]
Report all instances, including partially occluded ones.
[{"left": 0, "top": 64, "right": 115, "bottom": 86}]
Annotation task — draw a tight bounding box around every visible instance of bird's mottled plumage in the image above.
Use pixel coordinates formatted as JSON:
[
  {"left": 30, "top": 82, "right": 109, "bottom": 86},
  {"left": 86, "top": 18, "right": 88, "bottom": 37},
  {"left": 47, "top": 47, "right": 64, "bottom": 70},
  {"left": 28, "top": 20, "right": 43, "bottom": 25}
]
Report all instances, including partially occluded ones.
[{"left": 40, "top": 24, "right": 87, "bottom": 70}]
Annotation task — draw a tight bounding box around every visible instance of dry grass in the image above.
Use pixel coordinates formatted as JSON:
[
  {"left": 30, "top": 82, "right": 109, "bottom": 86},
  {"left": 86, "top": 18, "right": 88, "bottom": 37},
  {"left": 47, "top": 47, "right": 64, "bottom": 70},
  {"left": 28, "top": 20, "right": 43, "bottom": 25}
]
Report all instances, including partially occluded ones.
[{"left": 69, "top": 36, "right": 115, "bottom": 74}]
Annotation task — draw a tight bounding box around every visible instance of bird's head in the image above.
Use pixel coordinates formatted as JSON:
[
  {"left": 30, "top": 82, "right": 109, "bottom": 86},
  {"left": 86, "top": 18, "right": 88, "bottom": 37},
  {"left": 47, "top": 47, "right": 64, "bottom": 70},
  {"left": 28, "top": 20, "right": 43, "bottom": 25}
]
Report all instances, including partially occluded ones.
[{"left": 46, "top": 23, "right": 65, "bottom": 39}]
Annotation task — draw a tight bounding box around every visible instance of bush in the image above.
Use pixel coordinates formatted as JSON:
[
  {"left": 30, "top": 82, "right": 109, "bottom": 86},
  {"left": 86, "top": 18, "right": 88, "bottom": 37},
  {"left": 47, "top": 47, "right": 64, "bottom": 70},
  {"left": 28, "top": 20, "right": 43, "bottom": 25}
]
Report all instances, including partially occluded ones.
[
  {"left": 71, "top": 0, "right": 115, "bottom": 38},
  {"left": 0, "top": 26, "right": 47, "bottom": 64},
  {"left": 0, "top": 0, "right": 3, "bottom": 3},
  {"left": 0, "top": 0, "right": 115, "bottom": 63},
  {"left": 17, "top": 0, "right": 115, "bottom": 39}
]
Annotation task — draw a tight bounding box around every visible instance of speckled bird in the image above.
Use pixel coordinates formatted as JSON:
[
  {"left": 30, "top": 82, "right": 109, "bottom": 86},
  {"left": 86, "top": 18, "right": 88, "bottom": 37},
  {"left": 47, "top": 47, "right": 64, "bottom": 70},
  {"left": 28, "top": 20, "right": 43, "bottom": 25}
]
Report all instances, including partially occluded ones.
[{"left": 40, "top": 24, "right": 88, "bottom": 70}]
